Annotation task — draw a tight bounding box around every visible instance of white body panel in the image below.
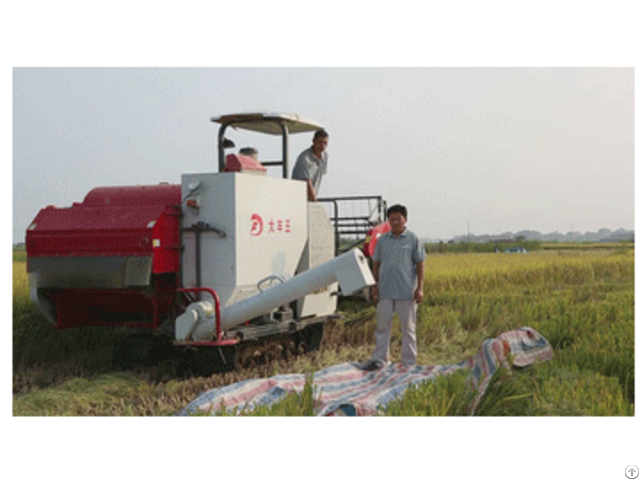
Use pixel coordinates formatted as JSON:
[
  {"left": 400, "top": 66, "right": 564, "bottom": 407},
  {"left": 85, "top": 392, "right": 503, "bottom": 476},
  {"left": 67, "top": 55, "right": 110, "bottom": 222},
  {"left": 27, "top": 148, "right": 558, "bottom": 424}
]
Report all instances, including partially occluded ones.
[
  {"left": 296, "top": 203, "right": 337, "bottom": 318},
  {"left": 181, "top": 173, "right": 308, "bottom": 308}
]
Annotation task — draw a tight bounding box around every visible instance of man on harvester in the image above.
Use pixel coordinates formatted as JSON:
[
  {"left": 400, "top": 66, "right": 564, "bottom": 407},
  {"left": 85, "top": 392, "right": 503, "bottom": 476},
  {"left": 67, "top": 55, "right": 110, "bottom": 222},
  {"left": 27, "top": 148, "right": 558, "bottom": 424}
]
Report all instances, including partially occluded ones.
[{"left": 292, "top": 130, "right": 329, "bottom": 201}]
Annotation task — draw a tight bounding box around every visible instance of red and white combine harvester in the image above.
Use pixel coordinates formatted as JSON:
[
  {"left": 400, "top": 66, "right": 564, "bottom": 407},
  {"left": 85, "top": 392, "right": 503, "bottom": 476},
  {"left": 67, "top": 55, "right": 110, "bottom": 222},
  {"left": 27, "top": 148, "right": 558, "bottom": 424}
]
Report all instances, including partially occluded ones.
[{"left": 26, "top": 113, "right": 388, "bottom": 372}]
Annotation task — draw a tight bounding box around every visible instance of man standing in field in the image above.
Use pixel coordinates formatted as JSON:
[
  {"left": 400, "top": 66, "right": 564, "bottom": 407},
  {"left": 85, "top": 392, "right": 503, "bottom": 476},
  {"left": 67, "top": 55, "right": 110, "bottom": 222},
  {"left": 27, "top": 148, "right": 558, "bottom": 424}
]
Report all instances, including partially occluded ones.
[
  {"left": 292, "top": 130, "right": 329, "bottom": 201},
  {"left": 359, "top": 204, "right": 425, "bottom": 371}
]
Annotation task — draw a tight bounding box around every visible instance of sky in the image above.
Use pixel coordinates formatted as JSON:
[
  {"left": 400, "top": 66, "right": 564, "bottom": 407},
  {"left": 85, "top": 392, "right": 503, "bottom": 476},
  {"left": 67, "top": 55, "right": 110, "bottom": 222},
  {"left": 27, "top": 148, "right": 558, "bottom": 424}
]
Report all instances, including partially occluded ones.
[{"left": 12, "top": 67, "right": 634, "bottom": 243}]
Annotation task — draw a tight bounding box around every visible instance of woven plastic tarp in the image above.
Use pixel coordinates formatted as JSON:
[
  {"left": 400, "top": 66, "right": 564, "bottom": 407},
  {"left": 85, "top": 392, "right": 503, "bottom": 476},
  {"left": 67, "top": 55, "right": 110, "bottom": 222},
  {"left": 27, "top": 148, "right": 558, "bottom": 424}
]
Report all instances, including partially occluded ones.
[{"left": 177, "top": 327, "right": 553, "bottom": 416}]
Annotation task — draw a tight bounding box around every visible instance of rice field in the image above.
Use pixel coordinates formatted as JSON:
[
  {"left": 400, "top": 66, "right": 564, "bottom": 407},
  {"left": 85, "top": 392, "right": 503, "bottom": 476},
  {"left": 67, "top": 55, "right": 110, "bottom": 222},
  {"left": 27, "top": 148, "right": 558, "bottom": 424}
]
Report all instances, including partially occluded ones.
[
  {"left": 12, "top": 244, "right": 634, "bottom": 416},
  {"left": 410, "top": 247, "right": 634, "bottom": 416}
]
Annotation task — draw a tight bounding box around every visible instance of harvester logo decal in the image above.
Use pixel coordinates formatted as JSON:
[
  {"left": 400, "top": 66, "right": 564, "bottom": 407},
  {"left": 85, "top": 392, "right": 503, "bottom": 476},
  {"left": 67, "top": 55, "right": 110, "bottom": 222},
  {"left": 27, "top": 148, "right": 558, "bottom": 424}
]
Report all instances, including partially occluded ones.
[
  {"left": 251, "top": 213, "right": 292, "bottom": 236},
  {"left": 250, "top": 214, "right": 264, "bottom": 236}
]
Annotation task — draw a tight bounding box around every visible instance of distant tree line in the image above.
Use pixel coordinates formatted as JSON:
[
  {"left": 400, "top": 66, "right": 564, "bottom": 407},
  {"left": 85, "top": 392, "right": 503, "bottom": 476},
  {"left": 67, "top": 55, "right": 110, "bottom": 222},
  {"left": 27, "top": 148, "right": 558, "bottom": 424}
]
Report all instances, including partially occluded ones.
[{"left": 425, "top": 239, "right": 542, "bottom": 254}]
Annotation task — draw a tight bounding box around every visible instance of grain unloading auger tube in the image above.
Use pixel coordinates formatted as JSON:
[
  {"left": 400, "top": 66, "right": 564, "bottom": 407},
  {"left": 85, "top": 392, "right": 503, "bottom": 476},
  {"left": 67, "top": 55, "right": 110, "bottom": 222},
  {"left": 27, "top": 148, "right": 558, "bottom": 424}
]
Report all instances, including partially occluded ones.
[{"left": 175, "top": 249, "right": 375, "bottom": 342}]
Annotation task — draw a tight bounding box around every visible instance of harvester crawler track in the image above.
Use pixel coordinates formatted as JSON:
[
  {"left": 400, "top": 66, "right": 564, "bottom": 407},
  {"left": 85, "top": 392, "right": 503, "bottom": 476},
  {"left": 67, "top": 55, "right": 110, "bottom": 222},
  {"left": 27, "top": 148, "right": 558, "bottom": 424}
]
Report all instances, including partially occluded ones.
[{"left": 179, "top": 321, "right": 327, "bottom": 375}]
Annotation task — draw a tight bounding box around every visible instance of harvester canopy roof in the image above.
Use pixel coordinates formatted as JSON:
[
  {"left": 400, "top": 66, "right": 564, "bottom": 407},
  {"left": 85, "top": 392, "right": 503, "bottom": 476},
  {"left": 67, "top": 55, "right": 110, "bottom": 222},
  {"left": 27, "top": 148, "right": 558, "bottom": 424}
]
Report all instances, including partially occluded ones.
[{"left": 211, "top": 112, "right": 324, "bottom": 135}]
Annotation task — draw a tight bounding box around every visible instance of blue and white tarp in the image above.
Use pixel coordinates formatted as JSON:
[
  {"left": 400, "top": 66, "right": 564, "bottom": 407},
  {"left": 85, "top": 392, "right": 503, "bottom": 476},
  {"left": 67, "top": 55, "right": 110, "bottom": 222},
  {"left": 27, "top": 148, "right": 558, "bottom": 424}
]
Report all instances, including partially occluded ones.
[{"left": 178, "top": 327, "right": 553, "bottom": 416}]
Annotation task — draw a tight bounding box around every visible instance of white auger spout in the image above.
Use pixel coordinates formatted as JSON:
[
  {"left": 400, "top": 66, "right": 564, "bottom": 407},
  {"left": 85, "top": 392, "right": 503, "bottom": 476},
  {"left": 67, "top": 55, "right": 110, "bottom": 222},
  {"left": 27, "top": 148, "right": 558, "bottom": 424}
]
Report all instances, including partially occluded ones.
[{"left": 175, "top": 249, "right": 375, "bottom": 342}]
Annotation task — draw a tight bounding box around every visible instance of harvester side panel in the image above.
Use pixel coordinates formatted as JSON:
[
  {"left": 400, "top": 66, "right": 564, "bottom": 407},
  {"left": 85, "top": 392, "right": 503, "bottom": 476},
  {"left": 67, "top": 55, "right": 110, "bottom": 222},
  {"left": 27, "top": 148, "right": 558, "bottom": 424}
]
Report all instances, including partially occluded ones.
[{"left": 296, "top": 202, "right": 337, "bottom": 318}]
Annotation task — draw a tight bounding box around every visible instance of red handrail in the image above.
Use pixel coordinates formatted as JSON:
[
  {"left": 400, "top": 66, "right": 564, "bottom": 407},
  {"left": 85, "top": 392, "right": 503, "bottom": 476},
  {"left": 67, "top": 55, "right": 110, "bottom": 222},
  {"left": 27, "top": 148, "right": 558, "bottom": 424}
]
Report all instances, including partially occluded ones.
[{"left": 178, "top": 287, "right": 223, "bottom": 341}]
